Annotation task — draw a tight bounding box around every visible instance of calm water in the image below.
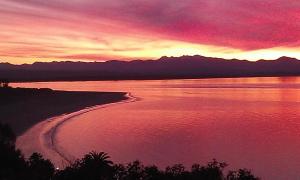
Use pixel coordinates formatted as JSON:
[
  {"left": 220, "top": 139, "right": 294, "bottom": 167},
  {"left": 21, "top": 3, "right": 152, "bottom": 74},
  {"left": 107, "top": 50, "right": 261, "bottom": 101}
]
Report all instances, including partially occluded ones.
[{"left": 13, "top": 77, "right": 300, "bottom": 180}]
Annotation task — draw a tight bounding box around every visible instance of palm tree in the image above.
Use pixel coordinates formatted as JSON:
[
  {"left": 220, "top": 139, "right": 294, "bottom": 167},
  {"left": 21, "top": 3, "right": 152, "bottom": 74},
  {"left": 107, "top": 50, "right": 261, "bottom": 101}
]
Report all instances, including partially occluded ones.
[
  {"left": 75, "top": 151, "right": 114, "bottom": 180},
  {"left": 81, "top": 151, "right": 113, "bottom": 167}
]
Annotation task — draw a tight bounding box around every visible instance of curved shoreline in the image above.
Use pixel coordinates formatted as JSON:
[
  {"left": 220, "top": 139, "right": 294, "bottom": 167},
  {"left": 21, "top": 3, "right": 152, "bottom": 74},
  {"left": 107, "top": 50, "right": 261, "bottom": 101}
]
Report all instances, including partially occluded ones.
[{"left": 17, "top": 93, "right": 139, "bottom": 168}]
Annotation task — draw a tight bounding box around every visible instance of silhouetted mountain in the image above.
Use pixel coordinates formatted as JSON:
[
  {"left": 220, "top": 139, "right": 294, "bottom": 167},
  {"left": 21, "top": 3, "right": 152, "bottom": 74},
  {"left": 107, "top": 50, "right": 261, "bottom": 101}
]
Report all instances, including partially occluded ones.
[{"left": 1, "top": 55, "right": 300, "bottom": 82}]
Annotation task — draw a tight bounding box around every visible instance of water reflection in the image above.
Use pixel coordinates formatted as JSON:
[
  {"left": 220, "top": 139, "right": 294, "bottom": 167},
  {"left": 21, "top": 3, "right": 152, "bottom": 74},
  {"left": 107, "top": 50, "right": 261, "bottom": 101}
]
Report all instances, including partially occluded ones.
[{"left": 12, "top": 77, "right": 300, "bottom": 180}]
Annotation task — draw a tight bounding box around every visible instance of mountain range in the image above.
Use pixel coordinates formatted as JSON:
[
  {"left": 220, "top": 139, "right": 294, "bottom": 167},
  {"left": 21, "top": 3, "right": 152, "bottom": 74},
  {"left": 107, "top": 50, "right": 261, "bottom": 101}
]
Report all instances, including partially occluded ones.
[{"left": 1, "top": 55, "right": 300, "bottom": 82}]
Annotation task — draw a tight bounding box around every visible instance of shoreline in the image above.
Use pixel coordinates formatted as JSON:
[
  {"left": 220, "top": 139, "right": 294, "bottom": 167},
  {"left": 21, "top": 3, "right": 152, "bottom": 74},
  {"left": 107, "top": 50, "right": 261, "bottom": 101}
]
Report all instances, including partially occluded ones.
[
  {"left": 1, "top": 87, "right": 128, "bottom": 135},
  {"left": 10, "top": 75, "right": 300, "bottom": 83},
  {"left": 16, "top": 93, "right": 138, "bottom": 167}
]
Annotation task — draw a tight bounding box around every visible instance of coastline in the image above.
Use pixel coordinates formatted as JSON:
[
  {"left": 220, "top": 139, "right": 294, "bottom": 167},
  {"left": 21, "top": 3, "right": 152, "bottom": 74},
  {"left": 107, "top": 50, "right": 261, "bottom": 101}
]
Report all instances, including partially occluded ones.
[
  {"left": 10, "top": 75, "right": 300, "bottom": 83},
  {"left": 0, "top": 87, "right": 128, "bottom": 135},
  {"left": 16, "top": 93, "right": 138, "bottom": 167}
]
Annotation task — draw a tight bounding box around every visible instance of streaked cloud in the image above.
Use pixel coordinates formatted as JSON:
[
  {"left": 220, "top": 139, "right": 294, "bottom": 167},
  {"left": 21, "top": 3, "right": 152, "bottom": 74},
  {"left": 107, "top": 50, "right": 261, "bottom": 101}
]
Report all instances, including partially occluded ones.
[{"left": 1, "top": 0, "right": 300, "bottom": 64}]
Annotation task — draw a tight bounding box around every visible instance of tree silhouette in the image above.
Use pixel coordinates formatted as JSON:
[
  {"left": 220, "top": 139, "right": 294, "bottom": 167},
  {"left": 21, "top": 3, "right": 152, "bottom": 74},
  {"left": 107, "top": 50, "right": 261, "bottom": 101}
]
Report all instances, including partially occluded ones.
[
  {"left": 0, "top": 123, "right": 261, "bottom": 180},
  {"left": 0, "top": 122, "right": 27, "bottom": 180},
  {"left": 55, "top": 151, "right": 114, "bottom": 180},
  {"left": 124, "top": 160, "right": 145, "bottom": 180},
  {"left": 165, "top": 164, "right": 188, "bottom": 179},
  {"left": 27, "top": 152, "right": 55, "bottom": 180},
  {"left": 0, "top": 79, "right": 9, "bottom": 88},
  {"left": 190, "top": 159, "right": 227, "bottom": 180},
  {"left": 112, "top": 164, "right": 127, "bottom": 180},
  {"left": 144, "top": 165, "right": 164, "bottom": 180},
  {"left": 227, "top": 169, "right": 260, "bottom": 180},
  {"left": 0, "top": 123, "right": 16, "bottom": 147}
]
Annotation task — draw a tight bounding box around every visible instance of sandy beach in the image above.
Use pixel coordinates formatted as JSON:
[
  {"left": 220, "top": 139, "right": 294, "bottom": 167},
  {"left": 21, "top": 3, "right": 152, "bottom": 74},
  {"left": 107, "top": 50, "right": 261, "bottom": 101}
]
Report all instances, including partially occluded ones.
[
  {"left": 0, "top": 87, "right": 128, "bottom": 135},
  {"left": 16, "top": 93, "right": 136, "bottom": 167},
  {"left": 0, "top": 87, "right": 130, "bottom": 166}
]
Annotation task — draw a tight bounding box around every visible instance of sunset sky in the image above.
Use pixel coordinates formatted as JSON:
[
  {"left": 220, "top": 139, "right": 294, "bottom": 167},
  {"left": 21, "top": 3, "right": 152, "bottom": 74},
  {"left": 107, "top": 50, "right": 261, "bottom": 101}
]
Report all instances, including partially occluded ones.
[{"left": 1, "top": 0, "right": 300, "bottom": 64}]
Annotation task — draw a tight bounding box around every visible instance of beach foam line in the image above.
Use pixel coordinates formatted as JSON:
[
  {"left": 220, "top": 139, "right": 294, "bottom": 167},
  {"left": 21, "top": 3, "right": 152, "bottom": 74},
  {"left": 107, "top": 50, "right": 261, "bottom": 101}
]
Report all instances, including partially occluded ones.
[{"left": 16, "top": 92, "right": 139, "bottom": 168}]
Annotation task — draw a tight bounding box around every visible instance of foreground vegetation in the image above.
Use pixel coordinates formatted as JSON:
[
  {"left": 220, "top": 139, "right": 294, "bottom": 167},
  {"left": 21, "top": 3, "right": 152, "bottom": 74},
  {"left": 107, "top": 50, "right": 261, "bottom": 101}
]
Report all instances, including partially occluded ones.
[{"left": 0, "top": 122, "right": 260, "bottom": 180}]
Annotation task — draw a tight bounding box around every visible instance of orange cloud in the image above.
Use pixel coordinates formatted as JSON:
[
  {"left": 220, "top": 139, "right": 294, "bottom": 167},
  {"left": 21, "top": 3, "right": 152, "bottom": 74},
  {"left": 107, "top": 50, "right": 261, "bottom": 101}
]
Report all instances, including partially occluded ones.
[{"left": 1, "top": 0, "right": 300, "bottom": 64}]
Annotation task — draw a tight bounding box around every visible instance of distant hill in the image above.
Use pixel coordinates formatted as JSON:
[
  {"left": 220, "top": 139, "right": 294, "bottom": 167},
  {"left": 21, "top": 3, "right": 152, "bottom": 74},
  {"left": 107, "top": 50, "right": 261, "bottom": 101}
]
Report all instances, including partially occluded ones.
[{"left": 1, "top": 55, "right": 300, "bottom": 82}]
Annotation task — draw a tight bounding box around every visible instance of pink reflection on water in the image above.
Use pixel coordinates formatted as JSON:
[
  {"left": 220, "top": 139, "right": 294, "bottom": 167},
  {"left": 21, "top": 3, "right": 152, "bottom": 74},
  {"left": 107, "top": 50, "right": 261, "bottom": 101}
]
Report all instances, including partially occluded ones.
[{"left": 12, "top": 77, "right": 300, "bottom": 180}]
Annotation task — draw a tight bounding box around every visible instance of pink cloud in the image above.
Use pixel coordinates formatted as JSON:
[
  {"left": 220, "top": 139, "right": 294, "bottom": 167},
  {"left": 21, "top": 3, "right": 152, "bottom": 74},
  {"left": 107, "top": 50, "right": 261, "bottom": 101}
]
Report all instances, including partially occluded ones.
[{"left": 1, "top": 0, "right": 300, "bottom": 62}]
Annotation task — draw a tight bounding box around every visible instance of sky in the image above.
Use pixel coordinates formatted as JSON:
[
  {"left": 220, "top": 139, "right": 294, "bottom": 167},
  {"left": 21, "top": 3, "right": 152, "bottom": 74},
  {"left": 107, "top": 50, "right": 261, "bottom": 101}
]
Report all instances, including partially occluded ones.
[{"left": 1, "top": 0, "right": 300, "bottom": 64}]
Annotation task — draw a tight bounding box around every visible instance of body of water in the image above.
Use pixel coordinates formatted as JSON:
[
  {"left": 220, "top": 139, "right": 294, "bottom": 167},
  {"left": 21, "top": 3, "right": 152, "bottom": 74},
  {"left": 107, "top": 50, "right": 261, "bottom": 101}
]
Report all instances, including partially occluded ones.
[{"left": 13, "top": 77, "right": 300, "bottom": 180}]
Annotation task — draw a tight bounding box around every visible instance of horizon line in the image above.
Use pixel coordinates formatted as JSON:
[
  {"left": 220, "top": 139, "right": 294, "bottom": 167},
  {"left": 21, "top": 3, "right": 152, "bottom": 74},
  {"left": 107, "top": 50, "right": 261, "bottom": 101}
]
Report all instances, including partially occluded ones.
[{"left": 1, "top": 54, "right": 298, "bottom": 66}]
